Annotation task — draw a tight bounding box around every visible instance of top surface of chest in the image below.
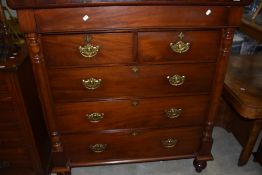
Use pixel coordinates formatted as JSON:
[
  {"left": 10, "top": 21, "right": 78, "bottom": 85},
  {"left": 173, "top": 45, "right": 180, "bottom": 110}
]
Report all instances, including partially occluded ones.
[{"left": 7, "top": 0, "right": 252, "bottom": 9}]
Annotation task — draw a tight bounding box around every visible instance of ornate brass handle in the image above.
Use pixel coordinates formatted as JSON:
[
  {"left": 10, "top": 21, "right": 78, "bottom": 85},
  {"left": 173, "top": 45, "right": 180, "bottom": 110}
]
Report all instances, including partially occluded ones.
[
  {"left": 90, "top": 144, "right": 107, "bottom": 153},
  {"left": 167, "top": 74, "right": 186, "bottom": 86},
  {"left": 170, "top": 32, "right": 190, "bottom": 53},
  {"left": 170, "top": 41, "right": 190, "bottom": 53},
  {"left": 79, "top": 44, "right": 100, "bottom": 58},
  {"left": 165, "top": 108, "right": 182, "bottom": 119},
  {"left": 82, "top": 78, "right": 102, "bottom": 90},
  {"left": 86, "top": 113, "right": 104, "bottom": 123},
  {"left": 161, "top": 138, "right": 178, "bottom": 148},
  {"left": 79, "top": 35, "right": 100, "bottom": 58}
]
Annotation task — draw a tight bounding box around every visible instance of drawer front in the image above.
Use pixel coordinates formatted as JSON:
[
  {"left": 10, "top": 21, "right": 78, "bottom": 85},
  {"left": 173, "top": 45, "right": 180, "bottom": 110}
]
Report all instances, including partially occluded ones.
[
  {"left": 62, "top": 127, "right": 202, "bottom": 165},
  {"left": 138, "top": 31, "right": 221, "bottom": 62},
  {"left": 0, "top": 147, "right": 30, "bottom": 161},
  {"left": 42, "top": 33, "right": 134, "bottom": 67},
  {"left": 0, "top": 116, "right": 23, "bottom": 140},
  {"left": 0, "top": 159, "right": 32, "bottom": 170},
  {"left": 49, "top": 63, "right": 215, "bottom": 102},
  {"left": 0, "top": 100, "right": 19, "bottom": 125},
  {"left": 0, "top": 137, "right": 25, "bottom": 149},
  {"left": 35, "top": 6, "right": 229, "bottom": 32},
  {"left": 0, "top": 101, "right": 21, "bottom": 134},
  {"left": 0, "top": 110, "right": 18, "bottom": 125},
  {"left": 55, "top": 95, "right": 209, "bottom": 133},
  {"left": 0, "top": 129, "right": 23, "bottom": 141},
  {"left": 0, "top": 74, "right": 8, "bottom": 93}
]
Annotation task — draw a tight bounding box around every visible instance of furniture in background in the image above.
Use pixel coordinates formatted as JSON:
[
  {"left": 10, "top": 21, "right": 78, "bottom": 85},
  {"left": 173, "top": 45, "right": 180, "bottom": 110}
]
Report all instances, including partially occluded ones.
[
  {"left": 223, "top": 55, "right": 261, "bottom": 166},
  {"left": 254, "top": 139, "right": 262, "bottom": 165},
  {"left": 7, "top": 0, "right": 251, "bottom": 174},
  {"left": 250, "top": 0, "right": 262, "bottom": 22},
  {"left": 0, "top": 46, "right": 51, "bottom": 174},
  {"left": 1, "top": 1, "right": 50, "bottom": 174},
  {"left": 240, "top": 15, "right": 262, "bottom": 42},
  {"left": 216, "top": 4, "right": 262, "bottom": 166}
]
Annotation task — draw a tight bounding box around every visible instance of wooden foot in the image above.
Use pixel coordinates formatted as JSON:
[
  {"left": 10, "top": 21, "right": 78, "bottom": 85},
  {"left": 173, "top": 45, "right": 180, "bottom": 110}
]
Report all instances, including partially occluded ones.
[{"left": 193, "top": 159, "right": 207, "bottom": 173}]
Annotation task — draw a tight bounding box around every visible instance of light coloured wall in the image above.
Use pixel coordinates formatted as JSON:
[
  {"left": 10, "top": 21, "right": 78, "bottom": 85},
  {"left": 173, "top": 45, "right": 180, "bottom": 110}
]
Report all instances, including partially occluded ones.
[{"left": 1, "top": 0, "right": 17, "bottom": 17}]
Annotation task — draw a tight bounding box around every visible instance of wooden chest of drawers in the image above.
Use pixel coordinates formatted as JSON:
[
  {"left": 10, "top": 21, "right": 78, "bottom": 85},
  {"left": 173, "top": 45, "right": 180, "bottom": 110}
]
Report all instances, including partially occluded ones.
[
  {"left": 0, "top": 48, "right": 50, "bottom": 175},
  {"left": 7, "top": 0, "right": 251, "bottom": 174}
]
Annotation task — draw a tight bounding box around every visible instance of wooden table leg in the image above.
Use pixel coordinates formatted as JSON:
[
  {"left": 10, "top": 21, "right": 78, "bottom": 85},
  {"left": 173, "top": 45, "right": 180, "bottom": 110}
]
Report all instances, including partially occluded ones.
[
  {"left": 238, "top": 120, "right": 262, "bottom": 166},
  {"left": 254, "top": 137, "right": 262, "bottom": 165}
]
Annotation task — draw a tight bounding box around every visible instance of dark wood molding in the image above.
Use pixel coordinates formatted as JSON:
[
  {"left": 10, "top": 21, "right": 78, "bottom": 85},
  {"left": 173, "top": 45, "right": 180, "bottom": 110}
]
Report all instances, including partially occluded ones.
[{"left": 7, "top": 0, "right": 252, "bottom": 9}]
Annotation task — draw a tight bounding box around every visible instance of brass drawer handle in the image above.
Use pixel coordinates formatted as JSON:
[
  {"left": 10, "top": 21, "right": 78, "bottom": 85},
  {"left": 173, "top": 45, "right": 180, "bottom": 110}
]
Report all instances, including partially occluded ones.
[
  {"left": 165, "top": 108, "right": 182, "bottom": 119},
  {"left": 79, "top": 44, "right": 100, "bottom": 58},
  {"left": 170, "top": 32, "right": 190, "bottom": 54},
  {"left": 167, "top": 74, "right": 186, "bottom": 86},
  {"left": 86, "top": 113, "right": 104, "bottom": 123},
  {"left": 90, "top": 144, "right": 107, "bottom": 153},
  {"left": 82, "top": 78, "right": 102, "bottom": 90},
  {"left": 79, "top": 35, "right": 100, "bottom": 58},
  {"left": 162, "top": 138, "right": 178, "bottom": 148}
]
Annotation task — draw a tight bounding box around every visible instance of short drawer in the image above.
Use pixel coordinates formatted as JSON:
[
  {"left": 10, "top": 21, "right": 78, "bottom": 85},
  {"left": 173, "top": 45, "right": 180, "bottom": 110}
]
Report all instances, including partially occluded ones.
[
  {"left": 61, "top": 127, "right": 202, "bottom": 165},
  {"left": 35, "top": 6, "right": 230, "bottom": 32},
  {"left": 42, "top": 33, "right": 134, "bottom": 67},
  {"left": 55, "top": 95, "right": 209, "bottom": 133},
  {"left": 49, "top": 63, "right": 215, "bottom": 102},
  {"left": 138, "top": 31, "right": 221, "bottom": 62}
]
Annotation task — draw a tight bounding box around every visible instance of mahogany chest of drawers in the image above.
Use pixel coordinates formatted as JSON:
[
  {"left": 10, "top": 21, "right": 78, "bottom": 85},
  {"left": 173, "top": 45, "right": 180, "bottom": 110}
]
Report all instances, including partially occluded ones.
[
  {"left": 7, "top": 0, "right": 251, "bottom": 174},
  {"left": 0, "top": 48, "right": 50, "bottom": 175}
]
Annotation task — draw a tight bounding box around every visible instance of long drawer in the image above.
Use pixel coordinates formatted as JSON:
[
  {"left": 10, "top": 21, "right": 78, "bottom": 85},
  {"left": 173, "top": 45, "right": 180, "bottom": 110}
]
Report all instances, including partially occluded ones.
[
  {"left": 61, "top": 127, "right": 202, "bottom": 165},
  {"left": 42, "top": 33, "right": 134, "bottom": 67},
  {"left": 35, "top": 6, "right": 231, "bottom": 32},
  {"left": 49, "top": 63, "right": 215, "bottom": 102},
  {"left": 55, "top": 95, "right": 209, "bottom": 133},
  {"left": 138, "top": 31, "right": 221, "bottom": 62}
]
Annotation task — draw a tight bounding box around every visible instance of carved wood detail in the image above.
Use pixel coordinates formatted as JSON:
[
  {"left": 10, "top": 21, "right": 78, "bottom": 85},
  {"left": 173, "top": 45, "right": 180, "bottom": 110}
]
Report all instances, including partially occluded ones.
[
  {"left": 51, "top": 131, "right": 63, "bottom": 152},
  {"left": 26, "top": 33, "right": 63, "bottom": 152},
  {"left": 197, "top": 28, "right": 235, "bottom": 161}
]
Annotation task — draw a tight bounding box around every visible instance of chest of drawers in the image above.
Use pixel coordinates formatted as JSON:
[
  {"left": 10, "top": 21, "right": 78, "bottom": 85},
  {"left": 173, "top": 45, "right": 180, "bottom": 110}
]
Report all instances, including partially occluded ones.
[
  {"left": 7, "top": 0, "right": 251, "bottom": 174},
  {"left": 0, "top": 47, "right": 50, "bottom": 175}
]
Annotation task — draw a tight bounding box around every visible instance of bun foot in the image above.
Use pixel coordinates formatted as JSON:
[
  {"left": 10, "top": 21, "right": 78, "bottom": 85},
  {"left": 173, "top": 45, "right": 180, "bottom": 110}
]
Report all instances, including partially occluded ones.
[{"left": 193, "top": 159, "right": 207, "bottom": 172}]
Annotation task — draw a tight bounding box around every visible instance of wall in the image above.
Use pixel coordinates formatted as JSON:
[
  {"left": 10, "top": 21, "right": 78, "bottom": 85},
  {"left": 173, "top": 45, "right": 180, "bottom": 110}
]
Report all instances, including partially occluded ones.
[{"left": 1, "top": 0, "right": 16, "bottom": 17}]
